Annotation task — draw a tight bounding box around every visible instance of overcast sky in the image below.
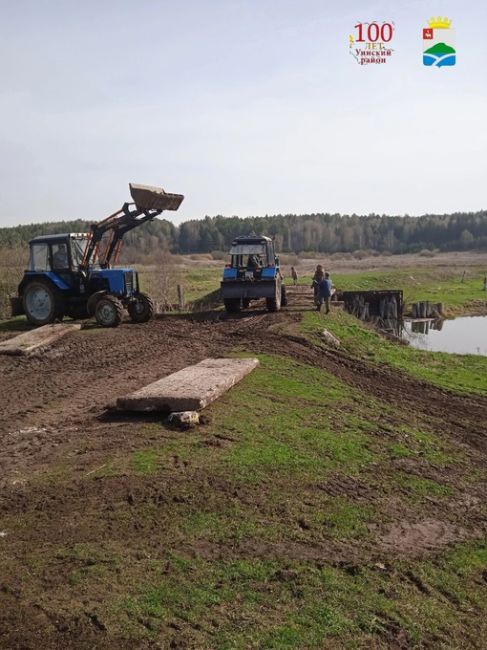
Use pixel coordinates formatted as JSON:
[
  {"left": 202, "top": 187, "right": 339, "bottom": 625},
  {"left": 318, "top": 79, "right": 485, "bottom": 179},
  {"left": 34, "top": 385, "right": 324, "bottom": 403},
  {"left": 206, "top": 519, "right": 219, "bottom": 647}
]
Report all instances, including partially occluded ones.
[{"left": 1, "top": 0, "right": 486, "bottom": 226}]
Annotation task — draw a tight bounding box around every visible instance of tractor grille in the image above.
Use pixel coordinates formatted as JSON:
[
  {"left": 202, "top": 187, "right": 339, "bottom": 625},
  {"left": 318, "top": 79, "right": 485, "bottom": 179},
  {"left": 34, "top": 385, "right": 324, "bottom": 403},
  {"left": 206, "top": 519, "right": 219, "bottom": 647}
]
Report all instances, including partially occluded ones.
[{"left": 124, "top": 271, "right": 135, "bottom": 294}]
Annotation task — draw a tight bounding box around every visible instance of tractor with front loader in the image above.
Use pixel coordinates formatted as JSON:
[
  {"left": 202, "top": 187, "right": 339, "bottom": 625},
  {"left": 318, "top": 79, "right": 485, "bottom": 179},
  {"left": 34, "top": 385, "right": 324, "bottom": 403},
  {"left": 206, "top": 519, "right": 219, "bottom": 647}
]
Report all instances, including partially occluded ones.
[
  {"left": 220, "top": 234, "right": 287, "bottom": 313},
  {"left": 11, "top": 183, "right": 184, "bottom": 327}
]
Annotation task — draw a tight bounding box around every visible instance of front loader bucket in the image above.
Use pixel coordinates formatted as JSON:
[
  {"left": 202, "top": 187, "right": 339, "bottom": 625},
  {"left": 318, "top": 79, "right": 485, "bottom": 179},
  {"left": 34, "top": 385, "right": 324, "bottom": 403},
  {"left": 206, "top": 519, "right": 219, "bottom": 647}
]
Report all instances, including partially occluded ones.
[{"left": 129, "top": 183, "right": 184, "bottom": 212}]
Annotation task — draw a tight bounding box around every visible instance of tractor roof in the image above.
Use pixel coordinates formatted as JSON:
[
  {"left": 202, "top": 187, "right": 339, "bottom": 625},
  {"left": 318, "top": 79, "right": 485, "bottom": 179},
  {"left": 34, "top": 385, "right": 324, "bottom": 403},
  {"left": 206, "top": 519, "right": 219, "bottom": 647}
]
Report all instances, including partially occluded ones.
[
  {"left": 231, "top": 235, "right": 272, "bottom": 245},
  {"left": 29, "top": 233, "right": 89, "bottom": 244}
]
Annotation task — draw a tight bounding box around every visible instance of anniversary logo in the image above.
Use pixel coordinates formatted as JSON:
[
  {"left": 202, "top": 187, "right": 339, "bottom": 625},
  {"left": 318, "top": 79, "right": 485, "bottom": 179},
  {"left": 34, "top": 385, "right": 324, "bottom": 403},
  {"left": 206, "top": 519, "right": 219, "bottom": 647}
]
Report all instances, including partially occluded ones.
[
  {"left": 349, "top": 21, "right": 395, "bottom": 65},
  {"left": 423, "top": 17, "right": 456, "bottom": 67}
]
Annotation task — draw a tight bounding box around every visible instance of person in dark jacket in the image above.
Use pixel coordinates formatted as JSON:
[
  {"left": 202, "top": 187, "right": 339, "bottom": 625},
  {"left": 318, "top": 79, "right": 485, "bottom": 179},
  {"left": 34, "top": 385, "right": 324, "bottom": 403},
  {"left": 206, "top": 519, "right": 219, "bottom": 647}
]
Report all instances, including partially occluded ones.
[
  {"left": 317, "top": 272, "right": 332, "bottom": 313},
  {"left": 311, "top": 264, "right": 324, "bottom": 305}
]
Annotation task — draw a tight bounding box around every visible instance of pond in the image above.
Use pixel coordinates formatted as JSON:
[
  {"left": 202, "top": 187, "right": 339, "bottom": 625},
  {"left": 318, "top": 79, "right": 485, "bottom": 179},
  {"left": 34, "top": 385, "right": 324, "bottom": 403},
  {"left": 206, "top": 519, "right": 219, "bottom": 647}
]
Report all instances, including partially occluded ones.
[{"left": 402, "top": 315, "right": 487, "bottom": 356}]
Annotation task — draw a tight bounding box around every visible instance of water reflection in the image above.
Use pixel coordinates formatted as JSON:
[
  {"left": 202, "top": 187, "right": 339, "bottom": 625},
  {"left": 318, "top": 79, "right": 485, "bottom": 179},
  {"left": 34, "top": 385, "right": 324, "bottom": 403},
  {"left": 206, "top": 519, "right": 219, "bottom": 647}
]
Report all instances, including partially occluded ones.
[
  {"left": 410, "top": 319, "right": 444, "bottom": 334},
  {"left": 403, "top": 316, "right": 487, "bottom": 356}
]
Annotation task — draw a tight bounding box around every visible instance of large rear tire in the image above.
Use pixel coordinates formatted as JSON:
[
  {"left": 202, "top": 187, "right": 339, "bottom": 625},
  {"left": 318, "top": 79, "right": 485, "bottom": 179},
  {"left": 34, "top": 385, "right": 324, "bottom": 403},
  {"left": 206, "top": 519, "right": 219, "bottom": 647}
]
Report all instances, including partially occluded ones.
[
  {"left": 128, "top": 293, "right": 154, "bottom": 323},
  {"left": 22, "top": 279, "right": 65, "bottom": 326},
  {"left": 95, "top": 295, "right": 123, "bottom": 328},
  {"left": 281, "top": 285, "right": 288, "bottom": 307},
  {"left": 266, "top": 287, "right": 282, "bottom": 312},
  {"left": 224, "top": 298, "right": 241, "bottom": 314}
]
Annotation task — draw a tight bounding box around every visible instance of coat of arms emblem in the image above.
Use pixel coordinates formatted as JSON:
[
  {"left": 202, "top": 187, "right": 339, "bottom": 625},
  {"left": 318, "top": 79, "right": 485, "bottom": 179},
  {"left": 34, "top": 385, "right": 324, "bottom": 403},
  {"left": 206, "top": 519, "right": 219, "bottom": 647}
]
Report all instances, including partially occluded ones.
[{"left": 423, "top": 17, "right": 456, "bottom": 67}]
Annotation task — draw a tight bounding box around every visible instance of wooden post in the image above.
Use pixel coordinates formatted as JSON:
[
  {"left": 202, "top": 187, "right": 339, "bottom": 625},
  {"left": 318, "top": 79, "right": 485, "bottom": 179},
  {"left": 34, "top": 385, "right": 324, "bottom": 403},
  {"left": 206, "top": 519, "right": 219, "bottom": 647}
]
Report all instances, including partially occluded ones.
[
  {"left": 484, "top": 275, "right": 487, "bottom": 291},
  {"left": 177, "top": 284, "right": 185, "bottom": 310},
  {"left": 461, "top": 270, "right": 466, "bottom": 283}
]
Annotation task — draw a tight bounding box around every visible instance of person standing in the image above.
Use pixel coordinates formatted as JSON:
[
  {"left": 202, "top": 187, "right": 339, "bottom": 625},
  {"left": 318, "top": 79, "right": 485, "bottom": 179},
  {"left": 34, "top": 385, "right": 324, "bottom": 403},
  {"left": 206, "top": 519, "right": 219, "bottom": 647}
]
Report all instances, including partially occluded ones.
[
  {"left": 291, "top": 266, "right": 298, "bottom": 285},
  {"left": 311, "top": 264, "right": 324, "bottom": 306},
  {"left": 317, "top": 272, "right": 332, "bottom": 313}
]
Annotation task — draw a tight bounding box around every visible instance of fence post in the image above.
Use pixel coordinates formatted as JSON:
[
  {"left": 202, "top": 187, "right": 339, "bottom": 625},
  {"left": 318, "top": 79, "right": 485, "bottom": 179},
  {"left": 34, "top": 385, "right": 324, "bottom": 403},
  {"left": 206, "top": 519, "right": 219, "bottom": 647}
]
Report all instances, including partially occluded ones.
[{"left": 177, "top": 284, "right": 185, "bottom": 310}]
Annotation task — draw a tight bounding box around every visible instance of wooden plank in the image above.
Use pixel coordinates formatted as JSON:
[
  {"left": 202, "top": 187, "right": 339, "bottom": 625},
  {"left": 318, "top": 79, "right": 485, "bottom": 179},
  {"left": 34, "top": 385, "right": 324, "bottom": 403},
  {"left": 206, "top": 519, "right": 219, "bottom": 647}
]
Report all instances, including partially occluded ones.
[
  {"left": 0, "top": 323, "right": 82, "bottom": 356},
  {"left": 117, "top": 357, "right": 259, "bottom": 412}
]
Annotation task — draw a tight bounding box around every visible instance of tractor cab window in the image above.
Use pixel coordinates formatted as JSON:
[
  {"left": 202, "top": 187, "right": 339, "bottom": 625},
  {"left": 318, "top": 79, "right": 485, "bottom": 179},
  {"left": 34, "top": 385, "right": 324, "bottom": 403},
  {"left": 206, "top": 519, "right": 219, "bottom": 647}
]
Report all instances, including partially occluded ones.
[
  {"left": 70, "top": 237, "right": 88, "bottom": 269},
  {"left": 29, "top": 243, "right": 50, "bottom": 271},
  {"left": 229, "top": 244, "right": 267, "bottom": 269},
  {"left": 52, "top": 243, "right": 69, "bottom": 270}
]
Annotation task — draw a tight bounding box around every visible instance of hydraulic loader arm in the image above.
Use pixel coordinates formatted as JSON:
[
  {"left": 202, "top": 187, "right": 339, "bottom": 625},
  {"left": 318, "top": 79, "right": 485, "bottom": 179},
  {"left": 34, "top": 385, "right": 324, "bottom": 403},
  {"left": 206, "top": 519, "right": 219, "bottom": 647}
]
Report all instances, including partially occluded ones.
[{"left": 80, "top": 183, "right": 184, "bottom": 271}]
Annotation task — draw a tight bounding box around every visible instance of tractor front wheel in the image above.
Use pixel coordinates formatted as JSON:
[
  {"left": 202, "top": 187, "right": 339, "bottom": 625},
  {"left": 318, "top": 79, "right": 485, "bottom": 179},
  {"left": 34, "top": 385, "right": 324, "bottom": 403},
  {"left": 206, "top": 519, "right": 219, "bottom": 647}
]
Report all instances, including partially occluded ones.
[
  {"left": 22, "top": 279, "right": 65, "bottom": 326},
  {"left": 128, "top": 293, "right": 154, "bottom": 323},
  {"left": 95, "top": 295, "right": 123, "bottom": 328}
]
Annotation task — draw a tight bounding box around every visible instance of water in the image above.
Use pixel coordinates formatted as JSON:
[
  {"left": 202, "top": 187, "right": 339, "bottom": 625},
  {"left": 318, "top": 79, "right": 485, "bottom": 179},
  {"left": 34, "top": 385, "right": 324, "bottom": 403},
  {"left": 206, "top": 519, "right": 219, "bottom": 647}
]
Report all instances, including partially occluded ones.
[{"left": 403, "top": 316, "right": 487, "bottom": 356}]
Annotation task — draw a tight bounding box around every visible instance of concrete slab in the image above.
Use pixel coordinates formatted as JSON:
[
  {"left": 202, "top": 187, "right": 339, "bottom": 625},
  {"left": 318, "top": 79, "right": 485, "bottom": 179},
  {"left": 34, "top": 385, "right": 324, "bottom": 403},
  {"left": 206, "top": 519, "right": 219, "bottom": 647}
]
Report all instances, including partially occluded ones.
[
  {"left": 0, "top": 322, "right": 82, "bottom": 356},
  {"left": 117, "top": 357, "right": 259, "bottom": 412}
]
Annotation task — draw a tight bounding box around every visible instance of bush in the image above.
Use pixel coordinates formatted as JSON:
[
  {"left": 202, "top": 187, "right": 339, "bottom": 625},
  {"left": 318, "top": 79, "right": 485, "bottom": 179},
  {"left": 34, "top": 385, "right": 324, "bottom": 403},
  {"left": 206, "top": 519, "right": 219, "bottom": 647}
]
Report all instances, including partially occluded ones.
[
  {"left": 0, "top": 246, "right": 26, "bottom": 320},
  {"left": 330, "top": 251, "right": 353, "bottom": 260},
  {"left": 418, "top": 249, "right": 436, "bottom": 258},
  {"left": 279, "top": 253, "right": 300, "bottom": 266},
  {"left": 352, "top": 249, "right": 369, "bottom": 260},
  {"left": 189, "top": 253, "right": 213, "bottom": 261},
  {"left": 211, "top": 250, "right": 227, "bottom": 260}
]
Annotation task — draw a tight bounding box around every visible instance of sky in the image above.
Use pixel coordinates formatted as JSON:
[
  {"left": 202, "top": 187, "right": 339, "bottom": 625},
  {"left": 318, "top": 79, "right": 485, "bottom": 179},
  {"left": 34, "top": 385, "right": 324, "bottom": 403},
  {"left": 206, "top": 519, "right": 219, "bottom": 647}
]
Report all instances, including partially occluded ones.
[{"left": 1, "top": 0, "right": 486, "bottom": 226}]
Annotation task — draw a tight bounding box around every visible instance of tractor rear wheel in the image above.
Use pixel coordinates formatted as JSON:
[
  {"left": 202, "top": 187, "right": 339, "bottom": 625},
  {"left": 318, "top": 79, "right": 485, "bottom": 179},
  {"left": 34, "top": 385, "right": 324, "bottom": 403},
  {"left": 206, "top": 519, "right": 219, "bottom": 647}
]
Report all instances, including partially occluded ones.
[
  {"left": 266, "top": 289, "right": 282, "bottom": 312},
  {"left": 95, "top": 295, "right": 123, "bottom": 327},
  {"left": 224, "top": 298, "right": 241, "bottom": 314},
  {"left": 22, "top": 279, "right": 65, "bottom": 326},
  {"left": 281, "top": 285, "right": 288, "bottom": 307},
  {"left": 128, "top": 293, "right": 154, "bottom": 323}
]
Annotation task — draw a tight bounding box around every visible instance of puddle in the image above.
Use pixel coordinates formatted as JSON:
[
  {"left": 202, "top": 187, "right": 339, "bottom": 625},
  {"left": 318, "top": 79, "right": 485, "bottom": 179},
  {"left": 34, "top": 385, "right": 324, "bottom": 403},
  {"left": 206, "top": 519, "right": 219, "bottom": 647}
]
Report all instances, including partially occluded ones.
[{"left": 403, "top": 315, "right": 487, "bottom": 356}]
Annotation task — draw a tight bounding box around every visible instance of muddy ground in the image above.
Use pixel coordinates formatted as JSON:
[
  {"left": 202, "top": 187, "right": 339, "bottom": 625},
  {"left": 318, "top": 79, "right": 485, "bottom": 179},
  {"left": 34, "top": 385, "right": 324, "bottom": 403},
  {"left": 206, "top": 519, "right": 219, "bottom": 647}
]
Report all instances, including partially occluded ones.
[{"left": 1, "top": 296, "right": 487, "bottom": 649}]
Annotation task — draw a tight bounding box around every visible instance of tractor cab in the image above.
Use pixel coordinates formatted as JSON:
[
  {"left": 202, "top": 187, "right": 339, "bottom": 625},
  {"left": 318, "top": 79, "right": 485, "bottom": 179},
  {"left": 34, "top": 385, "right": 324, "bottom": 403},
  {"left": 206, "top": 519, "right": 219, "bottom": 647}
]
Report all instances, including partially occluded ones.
[
  {"left": 28, "top": 233, "right": 89, "bottom": 275},
  {"left": 223, "top": 235, "right": 279, "bottom": 282}
]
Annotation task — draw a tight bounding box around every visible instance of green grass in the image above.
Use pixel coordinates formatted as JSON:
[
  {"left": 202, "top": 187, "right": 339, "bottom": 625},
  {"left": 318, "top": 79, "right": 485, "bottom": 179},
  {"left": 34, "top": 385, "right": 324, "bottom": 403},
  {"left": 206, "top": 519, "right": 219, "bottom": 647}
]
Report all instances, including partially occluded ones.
[
  {"left": 395, "top": 473, "right": 454, "bottom": 500},
  {"left": 111, "top": 541, "right": 487, "bottom": 648},
  {"left": 179, "top": 267, "right": 221, "bottom": 302},
  {"left": 214, "top": 355, "right": 375, "bottom": 483},
  {"left": 301, "top": 310, "right": 487, "bottom": 395}
]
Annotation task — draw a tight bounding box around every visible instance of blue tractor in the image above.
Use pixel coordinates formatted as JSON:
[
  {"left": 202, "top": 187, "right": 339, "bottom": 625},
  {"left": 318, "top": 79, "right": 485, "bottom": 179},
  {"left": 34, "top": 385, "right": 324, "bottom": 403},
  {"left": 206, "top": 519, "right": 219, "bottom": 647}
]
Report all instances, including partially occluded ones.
[
  {"left": 12, "top": 183, "right": 184, "bottom": 327},
  {"left": 220, "top": 234, "right": 287, "bottom": 313}
]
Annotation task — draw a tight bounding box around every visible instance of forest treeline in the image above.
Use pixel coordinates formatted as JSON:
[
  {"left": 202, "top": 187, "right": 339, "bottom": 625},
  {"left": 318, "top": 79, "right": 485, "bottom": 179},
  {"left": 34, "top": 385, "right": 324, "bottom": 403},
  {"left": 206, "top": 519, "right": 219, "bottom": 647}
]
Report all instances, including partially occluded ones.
[{"left": 1, "top": 211, "right": 486, "bottom": 257}]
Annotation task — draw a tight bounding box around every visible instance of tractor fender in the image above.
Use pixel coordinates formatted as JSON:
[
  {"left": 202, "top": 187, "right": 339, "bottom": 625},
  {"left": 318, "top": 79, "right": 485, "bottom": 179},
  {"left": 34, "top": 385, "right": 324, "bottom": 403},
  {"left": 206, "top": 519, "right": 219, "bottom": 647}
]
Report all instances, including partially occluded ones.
[
  {"left": 87, "top": 290, "right": 108, "bottom": 316},
  {"left": 18, "top": 271, "right": 69, "bottom": 295}
]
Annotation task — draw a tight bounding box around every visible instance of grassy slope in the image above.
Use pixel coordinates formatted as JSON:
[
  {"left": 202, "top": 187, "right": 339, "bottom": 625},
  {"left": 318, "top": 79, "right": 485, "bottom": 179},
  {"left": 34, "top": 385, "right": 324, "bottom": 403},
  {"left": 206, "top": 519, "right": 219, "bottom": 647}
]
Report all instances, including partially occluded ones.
[
  {"left": 3, "top": 354, "right": 486, "bottom": 648},
  {"left": 300, "top": 310, "right": 487, "bottom": 395}
]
